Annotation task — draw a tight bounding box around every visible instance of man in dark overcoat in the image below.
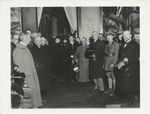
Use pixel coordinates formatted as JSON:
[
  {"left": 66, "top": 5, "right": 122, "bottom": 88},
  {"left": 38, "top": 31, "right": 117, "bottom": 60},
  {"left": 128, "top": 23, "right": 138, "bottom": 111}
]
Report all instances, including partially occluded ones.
[
  {"left": 89, "top": 31, "right": 105, "bottom": 92},
  {"left": 30, "top": 37, "right": 49, "bottom": 98},
  {"left": 40, "top": 37, "right": 50, "bottom": 76},
  {"left": 116, "top": 30, "right": 140, "bottom": 105}
]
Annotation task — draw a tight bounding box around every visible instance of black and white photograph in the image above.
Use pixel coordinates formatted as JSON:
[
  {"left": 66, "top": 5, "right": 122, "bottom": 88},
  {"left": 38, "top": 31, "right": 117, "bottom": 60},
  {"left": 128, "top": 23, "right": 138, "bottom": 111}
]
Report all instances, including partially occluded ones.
[
  {"left": 10, "top": 6, "right": 140, "bottom": 108},
  {"left": 0, "top": 0, "right": 150, "bottom": 113}
]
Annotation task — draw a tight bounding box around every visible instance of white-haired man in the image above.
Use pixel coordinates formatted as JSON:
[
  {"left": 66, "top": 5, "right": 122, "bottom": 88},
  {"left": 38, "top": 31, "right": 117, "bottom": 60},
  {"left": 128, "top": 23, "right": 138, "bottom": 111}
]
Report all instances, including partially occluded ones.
[
  {"left": 30, "top": 37, "right": 49, "bottom": 99},
  {"left": 89, "top": 31, "right": 105, "bottom": 93}
]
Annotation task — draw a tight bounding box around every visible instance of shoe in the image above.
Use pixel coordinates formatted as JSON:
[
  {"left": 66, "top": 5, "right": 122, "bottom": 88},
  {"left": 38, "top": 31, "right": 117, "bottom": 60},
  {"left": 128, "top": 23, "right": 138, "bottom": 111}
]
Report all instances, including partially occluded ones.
[
  {"left": 93, "top": 88, "right": 99, "bottom": 91},
  {"left": 42, "top": 100, "right": 47, "bottom": 103},
  {"left": 109, "top": 89, "right": 115, "bottom": 96},
  {"left": 93, "top": 86, "right": 99, "bottom": 91},
  {"left": 99, "top": 91, "right": 104, "bottom": 94},
  {"left": 104, "top": 88, "right": 112, "bottom": 94}
]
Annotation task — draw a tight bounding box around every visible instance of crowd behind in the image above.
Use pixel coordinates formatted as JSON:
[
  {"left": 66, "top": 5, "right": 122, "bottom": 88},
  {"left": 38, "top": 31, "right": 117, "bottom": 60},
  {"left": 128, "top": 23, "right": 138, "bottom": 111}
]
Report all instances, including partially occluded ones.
[{"left": 11, "top": 28, "right": 140, "bottom": 108}]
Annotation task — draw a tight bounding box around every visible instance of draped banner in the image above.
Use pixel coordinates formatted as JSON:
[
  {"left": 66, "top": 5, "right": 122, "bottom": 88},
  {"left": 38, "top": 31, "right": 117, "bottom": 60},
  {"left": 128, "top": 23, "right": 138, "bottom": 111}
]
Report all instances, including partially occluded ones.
[
  {"left": 81, "top": 7, "right": 102, "bottom": 44},
  {"left": 37, "top": 7, "right": 43, "bottom": 27},
  {"left": 64, "top": 7, "right": 77, "bottom": 33},
  {"left": 22, "top": 7, "right": 37, "bottom": 31}
]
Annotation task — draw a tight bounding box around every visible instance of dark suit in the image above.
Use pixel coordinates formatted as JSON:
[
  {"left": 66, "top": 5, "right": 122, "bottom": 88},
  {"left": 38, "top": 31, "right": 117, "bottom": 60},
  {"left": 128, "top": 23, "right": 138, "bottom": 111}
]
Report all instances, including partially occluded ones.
[
  {"left": 41, "top": 45, "right": 50, "bottom": 74},
  {"left": 30, "top": 45, "right": 49, "bottom": 91},
  {"left": 89, "top": 39, "right": 105, "bottom": 79},
  {"left": 116, "top": 40, "right": 140, "bottom": 93}
]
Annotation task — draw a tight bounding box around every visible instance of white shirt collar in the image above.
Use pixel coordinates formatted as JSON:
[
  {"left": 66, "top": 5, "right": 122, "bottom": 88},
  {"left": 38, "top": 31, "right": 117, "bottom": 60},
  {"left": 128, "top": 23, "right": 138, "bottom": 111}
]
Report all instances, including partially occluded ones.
[
  {"left": 20, "top": 42, "right": 27, "bottom": 46},
  {"left": 125, "top": 39, "right": 131, "bottom": 43},
  {"left": 70, "top": 41, "right": 74, "bottom": 45},
  {"left": 94, "top": 39, "right": 98, "bottom": 43},
  {"left": 37, "top": 45, "right": 41, "bottom": 48}
]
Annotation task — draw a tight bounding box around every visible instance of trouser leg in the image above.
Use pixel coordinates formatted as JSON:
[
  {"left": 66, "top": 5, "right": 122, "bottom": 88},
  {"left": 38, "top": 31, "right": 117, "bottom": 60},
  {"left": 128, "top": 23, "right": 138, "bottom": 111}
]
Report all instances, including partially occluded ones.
[
  {"left": 106, "top": 72, "right": 112, "bottom": 89},
  {"left": 108, "top": 78, "right": 112, "bottom": 89},
  {"left": 111, "top": 71, "right": 116, "bottom": 90},
  {"left": 106, "top": 71, "right": 116, "bottom": 90},
  {"left": 93, "top": 79, "right": 98, "bottom": 89},
  {"left": 97, "top": 78, "right": 104, "bottom": 91},
  {"left": 112, "top": 79, "right": 116, "bottom": 90}
]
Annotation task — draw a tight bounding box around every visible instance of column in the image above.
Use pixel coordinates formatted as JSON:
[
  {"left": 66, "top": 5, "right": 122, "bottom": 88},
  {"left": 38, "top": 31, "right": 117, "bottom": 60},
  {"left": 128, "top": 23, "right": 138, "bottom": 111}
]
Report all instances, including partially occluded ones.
[
  {"left": 52, "top": 16, "right": 57, "bottom": 37},
  {"left": 78, "top": 7, "right": 103, "bottom": 44}
]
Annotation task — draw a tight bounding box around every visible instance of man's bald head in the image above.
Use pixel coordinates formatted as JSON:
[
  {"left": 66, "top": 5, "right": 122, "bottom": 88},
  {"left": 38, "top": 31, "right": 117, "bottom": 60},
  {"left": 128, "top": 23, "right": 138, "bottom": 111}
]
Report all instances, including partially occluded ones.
[
  {"left": 123, "top": 30, "right": 132, "bottom": 43},
  {"left": 19, "top": 32, "right": 31, "bottom": 45},
  {"left": 123, "top": 30, "right": 131, "bottom": 35}
]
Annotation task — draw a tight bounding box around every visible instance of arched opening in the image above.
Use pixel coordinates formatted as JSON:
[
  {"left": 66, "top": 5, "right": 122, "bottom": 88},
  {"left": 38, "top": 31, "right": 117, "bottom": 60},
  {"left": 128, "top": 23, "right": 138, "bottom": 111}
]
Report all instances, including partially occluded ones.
[{"left": 39, "top": 7, "right": 71, "bottom": 42}]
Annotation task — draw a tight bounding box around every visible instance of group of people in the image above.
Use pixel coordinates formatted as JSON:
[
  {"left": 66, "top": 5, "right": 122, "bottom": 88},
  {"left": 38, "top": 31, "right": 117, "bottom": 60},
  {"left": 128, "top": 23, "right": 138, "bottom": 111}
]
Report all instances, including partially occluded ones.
[
  {"left": 11, "top": 29, "right": 50, "bottom": 108},
  {"left": 85, "top": 30, "right": 139, "bottom": 105},
  {"left": 11, "top": 28, "right": 140, "bottom": 108},
  {"left": 47, "top": 35, "right": 81, "bottom": 84}
]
